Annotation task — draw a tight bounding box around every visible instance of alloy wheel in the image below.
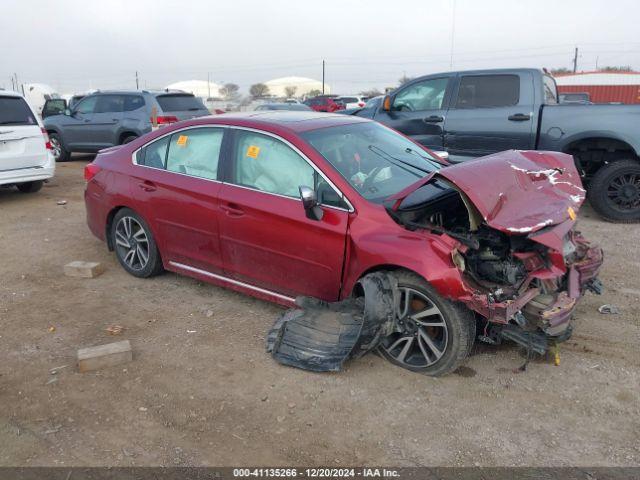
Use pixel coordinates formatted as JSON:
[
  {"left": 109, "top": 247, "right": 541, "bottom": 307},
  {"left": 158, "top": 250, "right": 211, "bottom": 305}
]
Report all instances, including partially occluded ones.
[
  {"left": 114, "top": 216, "right": 150, "bottom": 271},
  {"left": 50, "top": 137, "right": 62, "bottom": 161},
  {"left": 607, "top": 172, "right": 640, "bottom": 210},
  {"left": 380, "top": 287, "right": 449, "bottom": 368}
]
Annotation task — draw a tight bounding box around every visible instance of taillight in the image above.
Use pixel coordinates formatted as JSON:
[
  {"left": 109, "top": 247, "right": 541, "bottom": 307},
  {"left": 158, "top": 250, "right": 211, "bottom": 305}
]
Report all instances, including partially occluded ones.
[
  {"left": 358, "top": 102, "right": 365, "bottom": 107},
  {"left": 41, "top": 128, "right": 52, "bottom": 150},
  {"left": 151, "top": 115, "right": 179, "bottom": 125},
  {"left": 84, "top": 163, "right": 101, "bottom": 182}
]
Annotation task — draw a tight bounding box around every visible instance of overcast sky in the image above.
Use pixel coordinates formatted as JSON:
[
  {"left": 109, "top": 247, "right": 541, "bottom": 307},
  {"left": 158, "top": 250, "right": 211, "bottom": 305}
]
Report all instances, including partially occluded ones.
[{"left": 2, "top": 0, "right": 639, "bottom": 95}]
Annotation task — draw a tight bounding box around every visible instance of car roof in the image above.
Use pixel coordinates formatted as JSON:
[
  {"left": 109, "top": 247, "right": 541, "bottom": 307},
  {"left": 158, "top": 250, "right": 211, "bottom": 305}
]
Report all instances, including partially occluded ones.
[
  {"left": 194, "top": 111, "right": 370, "bottom": 133},
  {"left": 0, "top": 90, "right": 24, "bottom": 98}
]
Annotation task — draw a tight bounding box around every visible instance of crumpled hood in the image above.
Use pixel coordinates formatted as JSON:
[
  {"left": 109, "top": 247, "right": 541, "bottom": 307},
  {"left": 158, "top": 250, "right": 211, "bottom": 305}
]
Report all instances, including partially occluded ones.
[{"left": 392, "top": 150, "right": 586, "bottom": 236}]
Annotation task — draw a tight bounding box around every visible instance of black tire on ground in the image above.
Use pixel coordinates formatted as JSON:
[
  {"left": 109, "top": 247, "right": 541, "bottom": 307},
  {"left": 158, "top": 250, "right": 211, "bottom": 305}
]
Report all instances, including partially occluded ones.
[
  {"left": 122, "top": 135, "right": 138, "bottom": 144},
  {"left": 16, "top": 181, "right": 43, "bottom": 193},
  {"left": 49, "top": 133, "right": 71, "bottom": 162},
  {"left": 111, "top": 208, "right": 164, "bottom": 278},
  {"left": 588, "top": 159, "right": 640, "bottom": 223},
  {"left": 377, "top": 270, "right": 476, "bottom": 377}
]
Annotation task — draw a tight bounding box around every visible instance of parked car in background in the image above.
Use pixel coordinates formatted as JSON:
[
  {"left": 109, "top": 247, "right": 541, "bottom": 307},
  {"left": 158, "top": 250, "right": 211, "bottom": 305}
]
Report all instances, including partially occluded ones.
[
  {"left": 43, "top": 90, "right": 209, "bottom": 161},
  {"left": 356, "top": 68, "right": 640, "bottom": 222},
  {"left": 338, "top": 95, "right": 383, "bottom": 116},
  {"left": 283, "top": 98, "right": 301, "bottom": 104},
  {"left": 559, "top": 92, "right": 592, "bottom": 104},
  {"left": 254, "top": 103, "right": 312, "bottom": 111},
  {"left": 83, "top": 111, "right": 601, "bottom": 376},
  {"left": 334, "top": 95, "right": 367, "bottom": 109},
  {"left": 0, "top": 90, "right": 54, "bottom": 193},
  {"left": 303, "top": 95, "right": 344, "bottom": 112}
]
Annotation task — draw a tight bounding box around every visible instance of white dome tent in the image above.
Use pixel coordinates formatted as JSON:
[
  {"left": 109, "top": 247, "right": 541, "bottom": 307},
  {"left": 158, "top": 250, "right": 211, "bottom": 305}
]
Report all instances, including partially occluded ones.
[
  {"left": 164, "top": 80, "right": 223, "bottom": 101},
  {"left": 264, "top": 77, "right": 329, "bottom": 98}
]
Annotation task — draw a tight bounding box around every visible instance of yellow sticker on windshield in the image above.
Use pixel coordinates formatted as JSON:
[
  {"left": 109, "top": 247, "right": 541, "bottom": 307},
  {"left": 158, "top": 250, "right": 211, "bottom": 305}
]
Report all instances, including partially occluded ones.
[
  {"left": 246, "top": 145, "right": 260, "bottom": 159},
  {"left": 177, "top": 135, "right": 188, "bottom": 147},
  {"left": 567, "top": 206, "right": 576, "bottom": 220}
]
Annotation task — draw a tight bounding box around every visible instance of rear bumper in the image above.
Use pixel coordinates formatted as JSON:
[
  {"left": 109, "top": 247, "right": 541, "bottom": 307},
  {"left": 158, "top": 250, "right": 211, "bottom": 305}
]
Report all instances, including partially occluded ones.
[{"left": 0, "top": 153, "right": 55, "bottom": 186}]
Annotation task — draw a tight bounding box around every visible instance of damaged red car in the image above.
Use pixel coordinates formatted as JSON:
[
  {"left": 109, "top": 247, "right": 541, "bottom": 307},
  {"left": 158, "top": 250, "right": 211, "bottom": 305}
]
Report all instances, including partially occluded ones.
[{"left": 84, "top": 111, "right": 603, "bottom": 376}]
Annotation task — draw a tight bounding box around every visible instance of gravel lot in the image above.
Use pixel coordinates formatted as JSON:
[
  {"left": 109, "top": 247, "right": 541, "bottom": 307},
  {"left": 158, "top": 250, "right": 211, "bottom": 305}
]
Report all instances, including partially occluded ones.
[{"left": 1, "top": 159, "right": 638, "bottom": 467}]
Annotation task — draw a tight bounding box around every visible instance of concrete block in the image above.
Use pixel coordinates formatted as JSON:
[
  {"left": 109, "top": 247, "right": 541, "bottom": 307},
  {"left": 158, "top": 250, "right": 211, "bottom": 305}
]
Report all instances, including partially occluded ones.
[
  {"left": 64, "top": 261, "right": 105, "bottom": 278},
  {"left": 77, "top": 340, "right": 132, "bottom": 372}
]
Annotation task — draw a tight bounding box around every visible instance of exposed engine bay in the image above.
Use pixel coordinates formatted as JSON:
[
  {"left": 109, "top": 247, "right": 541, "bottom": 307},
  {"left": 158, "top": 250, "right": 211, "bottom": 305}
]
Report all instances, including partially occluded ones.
[{"left": 386, "top": 175, "right": 604, "bottom": 353}]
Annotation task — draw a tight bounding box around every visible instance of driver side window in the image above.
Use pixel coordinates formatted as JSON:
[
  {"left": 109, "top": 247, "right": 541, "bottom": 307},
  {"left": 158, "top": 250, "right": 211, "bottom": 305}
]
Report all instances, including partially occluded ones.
[
  {"left": 75, "top": 96, "right": 98, "bottom": 114},
  {"left": 393, "top": 78, "right": 448, "bottom": 112}
]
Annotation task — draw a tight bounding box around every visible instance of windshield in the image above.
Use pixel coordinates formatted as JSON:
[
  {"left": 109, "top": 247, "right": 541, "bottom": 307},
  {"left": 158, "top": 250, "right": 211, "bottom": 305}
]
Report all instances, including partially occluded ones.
[{"left": 301, "top": 122, "right": 441, "bottom": 203}]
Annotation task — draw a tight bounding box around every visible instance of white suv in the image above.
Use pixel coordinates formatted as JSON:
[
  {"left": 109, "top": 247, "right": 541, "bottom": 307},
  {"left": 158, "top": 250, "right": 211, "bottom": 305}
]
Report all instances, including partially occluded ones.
[
  {"left": 334, "top": 95, "right": 367, "bottom": 109},
  {"left": 0, "top": 90, "right": 55, "bottom": 193}
]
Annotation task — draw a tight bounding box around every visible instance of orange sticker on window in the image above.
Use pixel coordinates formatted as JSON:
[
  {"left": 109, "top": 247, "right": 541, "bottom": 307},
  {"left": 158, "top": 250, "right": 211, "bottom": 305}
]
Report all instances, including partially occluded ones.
[
  {"left": 176, "top": 135, "right": 188, "bottom": 147},
  {"left": 246, "top": 145, "right": 260, "bottom": 158},
  {"left": 567, "top": 206, "right": 576, "bottom": 220}
]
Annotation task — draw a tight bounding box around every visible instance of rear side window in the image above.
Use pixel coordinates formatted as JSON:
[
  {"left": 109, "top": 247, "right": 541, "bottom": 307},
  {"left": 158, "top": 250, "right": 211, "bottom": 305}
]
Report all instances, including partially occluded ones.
[
  {"left": 155, "top": 94, "right": 205, "bottom": 112},
  {"left": 233, "top": 130, "right": 315, "bottom": 198},
  {"left": 124, "top": 95, "right": 145, "bottom": 111},
  {"left": 455, "top": 75, "right": 519, "bottom": 108},
  {"left": 166, "top": 128, "right": 223, "bottom": 180},
  {"left": 0, "top": 96, "right": 37, "bottom": 125},
  {"left": 137, "top": 136, "right": 170, "bottom": 169},
  {"left": 94, "top": 95, "right": 125, "bottom": 113},
  {"left": 340, "top": 97, "right": 358, "bottom": 103}
]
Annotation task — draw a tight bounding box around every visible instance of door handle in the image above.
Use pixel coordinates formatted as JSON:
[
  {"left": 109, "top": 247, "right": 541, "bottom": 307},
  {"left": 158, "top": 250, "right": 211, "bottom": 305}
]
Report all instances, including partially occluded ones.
[
  {"left": 138, "top": 180, "right": 156, "bottom": 192},
  {"left": 508, "top": 113, "right": 531, "bottom": 121},
  {"left": 423, "top": 115, "right": 444, "bottom": 123},
  {"left": 220, "top": 203, "right": 245, "bottom": 217}
]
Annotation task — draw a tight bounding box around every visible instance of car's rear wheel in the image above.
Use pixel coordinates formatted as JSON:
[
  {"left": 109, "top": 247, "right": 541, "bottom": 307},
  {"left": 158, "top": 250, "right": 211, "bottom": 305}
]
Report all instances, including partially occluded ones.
[
  {"left": 16, "top": 181, "right": 43, "bottom": 193},
  {"left": 111, "top": 208, "right": 163, "bottom": 278},
  {"left": 588, "top": 159, "right": 640, "bottom": 223},
  {"left": 378, "top": 271, "right": 475, "bottom": 376},
  {"left": 49, "top": 133, "right": 71, "bottom": 162}
]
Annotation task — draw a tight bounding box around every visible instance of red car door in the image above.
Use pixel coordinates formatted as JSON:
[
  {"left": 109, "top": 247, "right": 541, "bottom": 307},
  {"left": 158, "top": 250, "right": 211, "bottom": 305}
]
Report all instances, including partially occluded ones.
[
  {"left": 217, "top": 128, "right": 350, "bottom": 301},
  {"left": 129, "top": 126, "right": 226, "bottom": 274}
]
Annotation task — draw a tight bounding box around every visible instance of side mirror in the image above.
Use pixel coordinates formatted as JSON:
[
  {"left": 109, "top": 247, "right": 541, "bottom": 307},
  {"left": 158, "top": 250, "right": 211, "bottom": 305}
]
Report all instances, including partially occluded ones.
[
  {"left": 299, "top": 185, "right": 323, "bottom": 221},
  {"left": 64, "top": 109, "right": 72, "bottom": 116},
  {"left": 382, "top": 95, "right": 392, "bottom": 111}
]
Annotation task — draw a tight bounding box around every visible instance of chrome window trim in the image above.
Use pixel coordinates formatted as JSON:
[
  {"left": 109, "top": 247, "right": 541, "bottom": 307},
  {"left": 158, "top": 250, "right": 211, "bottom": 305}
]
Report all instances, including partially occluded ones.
[
  {"left": 228, "top": 125, "right": 355, "bottom": 213},
  {"left": 169, "top": 261, "right": 295, "bottom": 303},
  {"left": 130, "top": 124, "right": 355, "bottom": 213}
]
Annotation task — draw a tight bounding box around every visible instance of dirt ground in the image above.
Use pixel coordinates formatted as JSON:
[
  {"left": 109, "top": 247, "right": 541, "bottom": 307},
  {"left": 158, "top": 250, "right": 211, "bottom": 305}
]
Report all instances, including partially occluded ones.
[{"left": 0, "top": 159, "right": 638, "bottom": 467}]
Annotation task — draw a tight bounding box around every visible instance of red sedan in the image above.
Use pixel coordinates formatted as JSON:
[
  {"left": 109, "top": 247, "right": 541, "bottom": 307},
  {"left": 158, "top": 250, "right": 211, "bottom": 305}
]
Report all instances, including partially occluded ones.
[{"left": 84, "top": 111, "right": 602, "bottom": 375}]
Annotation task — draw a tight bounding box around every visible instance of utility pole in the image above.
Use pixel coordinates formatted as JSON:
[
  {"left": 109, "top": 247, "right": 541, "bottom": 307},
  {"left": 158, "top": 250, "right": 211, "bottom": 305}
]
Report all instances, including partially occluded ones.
[
  {"left": 10, "top": 75, "right": 14, "bottom": 91},
  {"left": 572, "top": 47, "right": 578, "bottom": 73},
  {"left": 135, "top": 71, "right": 139, "bottom": 90},
  {"left": 449, "top": 0, "right": 457, "bottom": 68},
  {"left": 14, "top": 73, "right": 19, "bottom": 93},
  {"left": 322, "top": 60, "right": 325, "bottom": 95}
]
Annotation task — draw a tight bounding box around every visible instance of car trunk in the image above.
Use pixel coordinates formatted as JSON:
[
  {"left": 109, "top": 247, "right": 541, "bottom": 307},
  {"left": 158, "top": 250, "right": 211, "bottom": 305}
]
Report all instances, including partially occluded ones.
[{"left": 0, "top": 96, "right": 46, "bottom": 172}]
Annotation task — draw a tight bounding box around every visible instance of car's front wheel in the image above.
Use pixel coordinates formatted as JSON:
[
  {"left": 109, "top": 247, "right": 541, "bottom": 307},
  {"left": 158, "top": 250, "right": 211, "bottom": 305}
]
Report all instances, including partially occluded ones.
[
  {"left": 378, "top": 271, "right": 475, "bottom": 376},
  {"left": 111, "top": 208, "right": 163, "bottom": 278},
  {"left": 49, "top": 133, "right": 71, "bottom": 162}
]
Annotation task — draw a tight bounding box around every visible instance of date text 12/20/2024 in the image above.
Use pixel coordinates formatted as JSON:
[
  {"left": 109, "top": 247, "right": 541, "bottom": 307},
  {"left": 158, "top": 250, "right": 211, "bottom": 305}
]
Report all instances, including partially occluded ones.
[{"left": 233, "top": 468, "right": 400, "bottom": 477}]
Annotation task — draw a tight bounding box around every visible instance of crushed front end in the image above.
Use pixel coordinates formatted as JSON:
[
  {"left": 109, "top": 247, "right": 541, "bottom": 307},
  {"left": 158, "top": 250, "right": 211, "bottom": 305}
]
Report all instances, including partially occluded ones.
[{"left": 387, "top": 150, "right": 604, "bottom": 356}]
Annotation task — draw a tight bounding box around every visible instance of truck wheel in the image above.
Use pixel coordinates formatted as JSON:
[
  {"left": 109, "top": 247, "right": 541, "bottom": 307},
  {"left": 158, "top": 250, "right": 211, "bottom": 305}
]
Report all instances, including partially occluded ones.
[
  {"left": 377, "top": 271, "right": 476, "bottom": 376},
  {"left": 122, "top": 135, "right": 138, "bottom": 144},
  {"left": 49, "top": 133, "right": 71, "bottom": 162},
  {"left": 17, "top": 181, "right": 43, "bottom": 193},
  {"left": 588, "top": 159, "right": 640, "bottom": 223}
]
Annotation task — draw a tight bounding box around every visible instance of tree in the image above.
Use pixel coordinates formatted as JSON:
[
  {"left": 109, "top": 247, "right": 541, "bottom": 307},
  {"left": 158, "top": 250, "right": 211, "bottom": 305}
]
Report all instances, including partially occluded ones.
[
  {"left": 220, "top": 83, "right": 240, "bottom": 101},
  {"left": 550, "top": 67, "right": 571, "bottom": 75},
  {"left": 398, "top": 74, "right": 413, "bottom": 86},
  {"left": 306, "top": 89, "right": 322, "bottom": 98},
  {"left": 360, "top": 88, "right": 382, "bottom": 98},
  {"left": 249, "top": 83, "right": 269, "bottom": 98},
  {"left": 598, "top": 66, "right": 633, "bottom": 72},
  {"left": 284, "top": 86, "right": 298, "bottom": 98}
]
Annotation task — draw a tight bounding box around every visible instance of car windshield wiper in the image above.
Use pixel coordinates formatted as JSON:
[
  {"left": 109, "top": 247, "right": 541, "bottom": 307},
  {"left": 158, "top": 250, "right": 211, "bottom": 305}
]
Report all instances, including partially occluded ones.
[
  {"left": 404, "top": 147, "right": 440, "bottom": 169},
  {"left": 367, "top": 145, "right": 432, "bottom": 175}
]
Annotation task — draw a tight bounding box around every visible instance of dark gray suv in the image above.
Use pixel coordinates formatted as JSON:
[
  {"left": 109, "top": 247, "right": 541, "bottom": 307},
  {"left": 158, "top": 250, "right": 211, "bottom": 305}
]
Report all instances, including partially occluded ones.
[{"left": 43, "top": 91, "right": 210, "bottom": 161}]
